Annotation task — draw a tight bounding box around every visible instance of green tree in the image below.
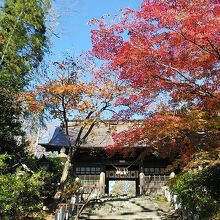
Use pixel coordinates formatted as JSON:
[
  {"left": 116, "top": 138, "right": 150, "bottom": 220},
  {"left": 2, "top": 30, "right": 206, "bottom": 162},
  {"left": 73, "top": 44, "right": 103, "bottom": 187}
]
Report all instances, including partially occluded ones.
[
  {"left": 0, "top": 0, "right": 50, "bottom": 155},
  {"left": 0, "top": 1, "right": 52, "bottom": 219}
]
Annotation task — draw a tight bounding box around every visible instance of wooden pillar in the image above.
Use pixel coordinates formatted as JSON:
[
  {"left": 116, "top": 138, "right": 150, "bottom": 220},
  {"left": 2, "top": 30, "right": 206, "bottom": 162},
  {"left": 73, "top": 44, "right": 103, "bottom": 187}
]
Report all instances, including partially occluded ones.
[
  {"left": 105, "top": 179, "right": 109, "bottom": 194},
  {"left": 139, "top": 172, "right": 145, "bottom": 195},
  {"left": 135, "top": 179, "right": 140, "bottom": 196},
  {"left": 99, "top": 172, "right": 105, "bottom": 195}
]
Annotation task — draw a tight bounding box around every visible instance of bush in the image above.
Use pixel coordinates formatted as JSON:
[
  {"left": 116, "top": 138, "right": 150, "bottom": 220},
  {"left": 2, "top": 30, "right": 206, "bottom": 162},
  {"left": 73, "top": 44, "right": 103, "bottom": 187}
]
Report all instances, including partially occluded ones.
[
  {"left": 0, "top": 154, "right": 47, "bottom": 219},
  {"left": 0, "top": 172, "right": 44, "bottom": 220},
  {"left": 39, "top": 156, "right": 64, "bottom": 200},
  {"left": 170, "top": 164, "right": 220, "bottom": 219},
  {"left": 0, "top": 154, "right": 80, "bottom": 219}
]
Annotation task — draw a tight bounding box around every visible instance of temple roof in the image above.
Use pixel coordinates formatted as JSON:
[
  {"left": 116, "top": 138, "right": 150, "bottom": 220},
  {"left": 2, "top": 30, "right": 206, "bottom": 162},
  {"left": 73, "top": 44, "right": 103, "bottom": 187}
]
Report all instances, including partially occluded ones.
[
  {"left": 40, "top": 120, "right": 138, "bottom": 151},
  {"left": 40, "top": 127, "right": 70, "bottom": 150}
]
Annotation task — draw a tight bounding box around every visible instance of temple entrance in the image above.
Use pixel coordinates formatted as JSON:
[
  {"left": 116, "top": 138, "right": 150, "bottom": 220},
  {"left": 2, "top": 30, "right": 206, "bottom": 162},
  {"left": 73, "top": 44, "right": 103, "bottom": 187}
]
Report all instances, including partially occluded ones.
[
  {"left": 109, "top": 180, "right": 136, "bottom": 196},
  {"left": 41, "top": 120, "right": 171, "bottom": 199},
  {"left": 105, "top": 164, "right": 140, "bottom": 195},
  {"left": 106, "top": 178, "right": 139, "bottom": 195}
]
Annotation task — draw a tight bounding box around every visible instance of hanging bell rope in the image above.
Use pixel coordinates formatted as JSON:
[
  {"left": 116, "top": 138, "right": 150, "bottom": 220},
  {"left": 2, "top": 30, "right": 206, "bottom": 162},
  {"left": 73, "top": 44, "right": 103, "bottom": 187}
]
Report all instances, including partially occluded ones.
[
  {"left": 115, "top": 167, "right": 128, "bottom": 176},
  {"left": 111, "top": 160, "right": 137, "bottom": 176}
]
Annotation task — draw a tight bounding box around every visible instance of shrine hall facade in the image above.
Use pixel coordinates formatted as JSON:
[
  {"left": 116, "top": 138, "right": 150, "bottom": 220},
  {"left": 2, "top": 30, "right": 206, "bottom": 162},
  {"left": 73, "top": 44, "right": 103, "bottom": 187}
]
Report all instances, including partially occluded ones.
[{"left": 40, "top": 120, "right": 171, "bottom": 195}]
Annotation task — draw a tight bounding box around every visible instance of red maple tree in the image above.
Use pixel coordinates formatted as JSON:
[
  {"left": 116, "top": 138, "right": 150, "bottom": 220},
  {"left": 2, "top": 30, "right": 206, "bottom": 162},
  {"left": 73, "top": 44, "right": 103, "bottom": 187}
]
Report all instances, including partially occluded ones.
[{"left": 90, "top": 0, "right": 220, "bottom": 164}]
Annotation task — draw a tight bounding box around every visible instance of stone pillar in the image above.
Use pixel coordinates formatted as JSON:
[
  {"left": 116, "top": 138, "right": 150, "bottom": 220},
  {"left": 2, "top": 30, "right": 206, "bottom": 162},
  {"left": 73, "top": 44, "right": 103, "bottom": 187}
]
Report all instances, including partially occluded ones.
[
  {"left": 99, "top": 172, "right": 105, "bottom": 195},
  {"left": 139, "top": 172, "right": 145, "bottom": 195}
]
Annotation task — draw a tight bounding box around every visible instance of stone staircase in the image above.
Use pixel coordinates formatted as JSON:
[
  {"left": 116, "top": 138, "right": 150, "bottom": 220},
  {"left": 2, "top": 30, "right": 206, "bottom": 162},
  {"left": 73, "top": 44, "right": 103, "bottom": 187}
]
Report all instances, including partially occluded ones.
[{"left": 76, "top": 196, "right": 176, "bottom": 220}]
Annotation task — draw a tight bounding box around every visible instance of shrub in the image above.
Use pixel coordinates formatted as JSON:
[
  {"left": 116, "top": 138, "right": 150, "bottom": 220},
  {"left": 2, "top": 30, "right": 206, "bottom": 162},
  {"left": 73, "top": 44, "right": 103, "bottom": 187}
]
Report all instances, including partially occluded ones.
[
  {"left": 170, "top": 163, "right": 220, "bottom": 219},
  {"left": 0, "top": 172, "right": 44, "bottom": 220},
  {"left": 0, "top": 154, "right": 46, "bottom": 219},
  {"left": 39, "top": 156, "right": 64, "bottom": 200}
]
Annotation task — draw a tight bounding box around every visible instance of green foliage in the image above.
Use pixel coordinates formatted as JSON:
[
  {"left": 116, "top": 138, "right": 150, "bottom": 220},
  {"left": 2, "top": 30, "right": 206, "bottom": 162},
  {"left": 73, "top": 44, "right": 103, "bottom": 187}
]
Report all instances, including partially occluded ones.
[
  {"left": 40, "top": 156, "right": 82, "bottom": 202},
  {"left": 0, "top": 94, "right": 26, "bottom": 154},
  {"left": 170, "top": 163, "right": 220, "bottom": 219},
  {"left": 40, "top": 156, "right": 64, "bottom": 200},
  {"left": 0, "top": 154, "right": 8, "bottom": 172},
  {"left": 0, "top": 0, "right": 50, "bottom": 154},
  {"left": 0, "top": 173, "right": 44, "bottom": 220},
  {"left": 0, "top": 1, "right": 52, "bottom": 219},
  {"left": 0, "top": 0, "right": 50, "bottom": 78},
  {"left": 0, "top": 155, "right": 44, "bottom": 219},
  {"left": 0, "top": 154, "right": 68, "bottom": 219}
]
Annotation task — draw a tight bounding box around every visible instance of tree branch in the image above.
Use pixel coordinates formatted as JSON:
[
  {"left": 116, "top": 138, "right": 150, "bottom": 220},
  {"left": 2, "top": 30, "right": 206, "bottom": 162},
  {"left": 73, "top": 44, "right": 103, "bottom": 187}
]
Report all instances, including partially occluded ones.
[
  {"left": 155, "top": 62, "right": 217, "bottom": 99},
  {"left": 179, "top": 31, "right": 220, "bottom": 60}
]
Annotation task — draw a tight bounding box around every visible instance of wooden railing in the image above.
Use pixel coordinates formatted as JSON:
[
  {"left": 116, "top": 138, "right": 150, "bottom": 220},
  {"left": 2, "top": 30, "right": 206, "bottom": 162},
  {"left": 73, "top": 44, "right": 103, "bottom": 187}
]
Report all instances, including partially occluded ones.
[
  {"left": 54, "top": 194, "right": 80, "bottom": 220},
  {"left": 143, "top": 175, "right": 169, "bottom": 194},
  {"left": 54, "top": 184, "right": 99, "bottom": 220}
]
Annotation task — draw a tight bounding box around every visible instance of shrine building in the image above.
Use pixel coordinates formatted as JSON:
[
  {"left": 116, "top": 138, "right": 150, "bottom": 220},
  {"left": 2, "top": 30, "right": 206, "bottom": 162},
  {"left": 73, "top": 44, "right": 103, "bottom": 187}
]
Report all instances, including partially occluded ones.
[{"left": 40, "top": 120, "right": 171, "bottom": 195}]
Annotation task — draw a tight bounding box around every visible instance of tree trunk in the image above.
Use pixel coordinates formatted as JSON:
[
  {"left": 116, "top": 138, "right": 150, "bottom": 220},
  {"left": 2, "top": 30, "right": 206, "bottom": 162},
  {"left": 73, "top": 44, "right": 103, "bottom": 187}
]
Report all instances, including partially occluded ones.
[
  {"left": 54, "top": 155, "right": 72, "bottom": 199},
  {"left": 54, "top": 104, "right": 108, "bottom": 199},
  {"left": 54, "top": 101, "right": 73, "bottom": 199},
  {"left": 60, "top": 156, "right": 71, "bottom": 183}
]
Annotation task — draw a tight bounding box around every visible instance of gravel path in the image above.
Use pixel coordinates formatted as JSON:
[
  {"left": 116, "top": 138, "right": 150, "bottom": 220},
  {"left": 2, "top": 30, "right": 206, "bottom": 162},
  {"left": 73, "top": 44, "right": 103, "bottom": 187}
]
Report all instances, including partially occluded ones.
[{"left": 78, "top": 196, "right": 176, "bottom": 220}]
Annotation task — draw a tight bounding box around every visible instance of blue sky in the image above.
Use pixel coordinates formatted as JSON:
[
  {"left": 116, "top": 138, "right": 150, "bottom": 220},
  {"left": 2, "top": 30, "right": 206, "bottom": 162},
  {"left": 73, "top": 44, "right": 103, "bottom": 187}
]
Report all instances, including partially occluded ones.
[
  {"left": 49, "top": 0, "right": 142, "bottom": 58},
  {"left": 41, "top": 0, "right": 143, "bottom": 142}
]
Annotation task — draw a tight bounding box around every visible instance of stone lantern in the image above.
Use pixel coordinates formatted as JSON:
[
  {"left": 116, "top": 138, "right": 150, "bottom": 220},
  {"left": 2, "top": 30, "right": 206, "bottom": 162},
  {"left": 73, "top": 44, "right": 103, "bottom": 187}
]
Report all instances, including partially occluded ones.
[{"left": 58, "top": 147, "right": 68, "bottom": 162}]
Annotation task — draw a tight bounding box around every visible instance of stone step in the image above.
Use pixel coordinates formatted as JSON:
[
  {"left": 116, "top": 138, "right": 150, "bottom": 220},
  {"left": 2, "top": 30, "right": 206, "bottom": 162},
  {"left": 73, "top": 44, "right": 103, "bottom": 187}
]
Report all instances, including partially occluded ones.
[
  {"left": 75, "top": 196, "right": 175, "bottom": 220},
  {"left": 79, "top": 215, "right": 161, "bottom": 220},
  {"left": 79, "top": 213, "right": 161, "bottom": 220}
]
